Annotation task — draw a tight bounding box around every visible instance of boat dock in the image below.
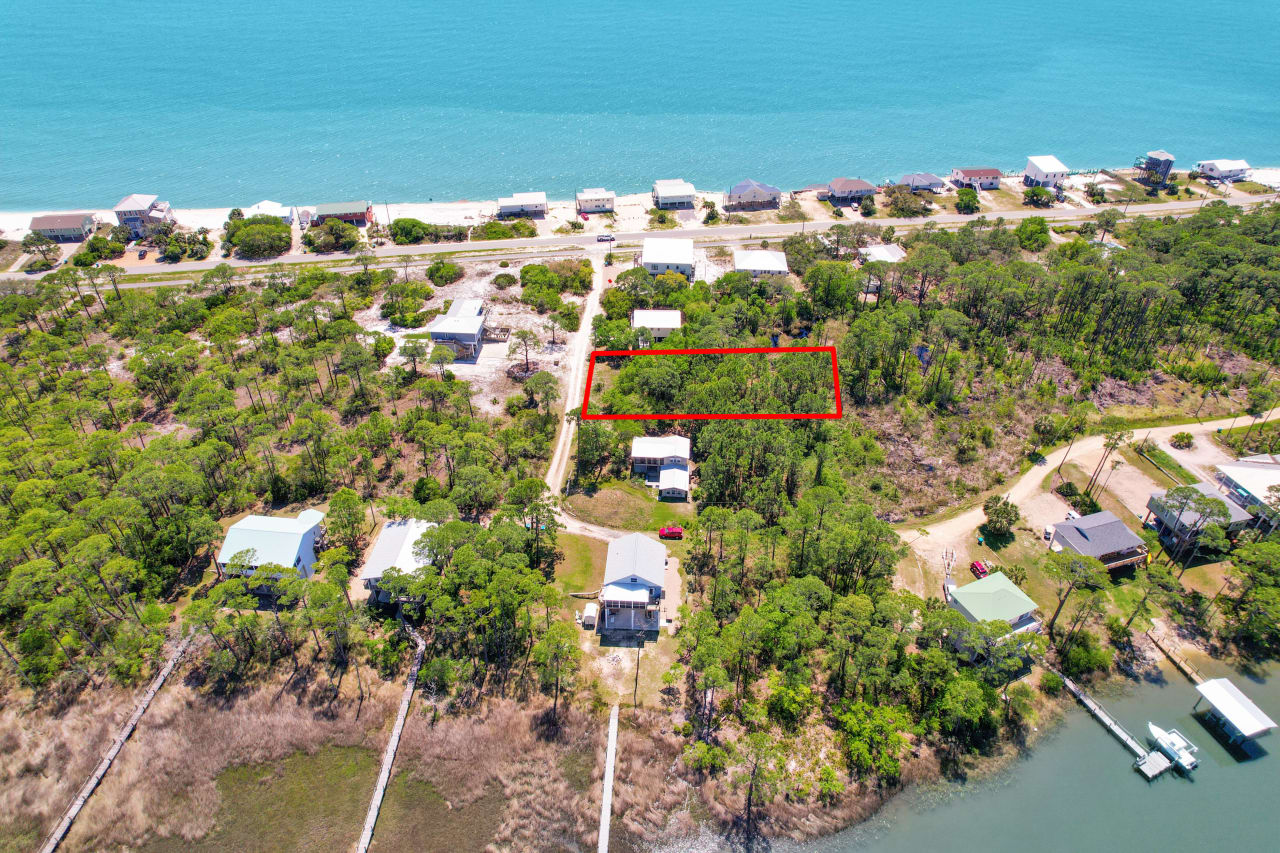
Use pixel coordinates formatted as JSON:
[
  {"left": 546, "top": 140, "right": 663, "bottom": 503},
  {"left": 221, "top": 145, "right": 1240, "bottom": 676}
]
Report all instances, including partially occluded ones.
[
  {"left": 1054, "top": 669, "right": 1173, "bottom": 780},
  {"left": 1146, "top": 627, "right": 1205, "bottom": 685}
]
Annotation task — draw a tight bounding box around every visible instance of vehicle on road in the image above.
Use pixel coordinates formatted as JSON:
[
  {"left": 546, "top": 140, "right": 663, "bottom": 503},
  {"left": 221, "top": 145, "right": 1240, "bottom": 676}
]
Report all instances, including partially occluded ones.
[
  {"left": 969, "top": 560, "right": 989, "bottom": 578},
  {"left": 658, "top": 526, "right": 683, "bottom": 540},
  {"left": 596, "top": 234, "right": 615, "bottom": 242}
]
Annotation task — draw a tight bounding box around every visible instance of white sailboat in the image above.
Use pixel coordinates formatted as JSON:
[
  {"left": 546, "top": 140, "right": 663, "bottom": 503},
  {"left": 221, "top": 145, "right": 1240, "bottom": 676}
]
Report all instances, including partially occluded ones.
[{"left": 1148, "top": 722, "right": 1199, "bottom": 773}]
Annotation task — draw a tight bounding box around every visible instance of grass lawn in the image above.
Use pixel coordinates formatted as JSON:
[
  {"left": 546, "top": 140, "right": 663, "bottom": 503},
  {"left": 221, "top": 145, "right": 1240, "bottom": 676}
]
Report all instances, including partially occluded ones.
[
  {"left": 964, "top": 526, "right": 1057, "bottom": 611},
  {"left": 1233, "top": 180, "right": 1274, "bottom": 195},
  {"left": 369, "top": 775, "right": 502, "bottom": 853},
  {"left": 565, "top": 479, "right": 695, "bottom": 531},
  {"left": 1136, "top": 444, "right": 1196, "bottom": 484},
  {"left": 1118, "top": 446, "right": 1178, "bottom": 489},
  {"left": 555, "top": 533, "right": 607, "bottom": 606},
  {"left": 0, "top": 237, "right": 25, "bottom": 272},
  {"left": 142, "top": 746, "right": 376, "bottom": 853},
  {"left": 1177, "top": 558, "right": 1231, "bottom": 598},
  {"left": 985, "top": 187, "right": 1025, "bottom": 210},
  {"left": 646, "top": 209, "right": 680, "bottom": 230}
]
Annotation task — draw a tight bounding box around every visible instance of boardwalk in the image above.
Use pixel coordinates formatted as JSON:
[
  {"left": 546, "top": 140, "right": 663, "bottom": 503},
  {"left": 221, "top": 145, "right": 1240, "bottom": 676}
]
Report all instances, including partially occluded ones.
[
  {"left": 1146, "top": 628, "right": 1205, "bottom": 685},
  {"left": 40, "top": 633, "right": 192, "bottom": 853},
  {"left": 356, "top": 629, "right": 427, "bottom": 853},
  {"left": 597, "top": 705, "right": 620, "bottom": 853},
  {"left": 1053, "top": 668, "right": 1172, "bottom": 779}
]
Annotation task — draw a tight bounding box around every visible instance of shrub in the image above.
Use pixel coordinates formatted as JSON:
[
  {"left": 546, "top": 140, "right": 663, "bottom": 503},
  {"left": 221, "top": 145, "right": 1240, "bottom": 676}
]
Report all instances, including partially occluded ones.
[
  {"left": 955, "top": 187, "right": 980, "bottom": 214},
  {"left": 1060, "top": 629, "right": 1114, "bottom": 677},
  {"left": 1056, "top": 481, "right": 1080, "bottom": 498},
  {"left": 389, "top": 218, "right": 467, "bottom": 245},
  {"left": 303, "top": 218, "right": 360, "bottom": 253},
  {"left": 682, "top": 741, "right": 728, "bottom": 775},
  {"left": 859, "top": 195, "right": 876, "bottom": 217},
  {"left": 1014, "top": 216, "right": 1050, "bottom": 251},
  {"left": 817, "top": 765, "right": 845, "bottom": 804},
  {"left": 1039, "top": 671, "right": 1064, "bottom": 695},
  {"left": 426, "top": 260, "right": 463, "bottom": 285},
  {"left": 766, "top": 677, "right": 816, "bottom": 728},
  {"left": 1023, "top": 186, "right": 1054, "bottom": 207},
  {"left": 493, "top": 273, "right": 517, "bottom": 289},
  {"left": 412, "top": 476, "right": 443, "bottom": 503},
  {"left": 1170, "top": 431, "right": 1194, "bottom": 449}
]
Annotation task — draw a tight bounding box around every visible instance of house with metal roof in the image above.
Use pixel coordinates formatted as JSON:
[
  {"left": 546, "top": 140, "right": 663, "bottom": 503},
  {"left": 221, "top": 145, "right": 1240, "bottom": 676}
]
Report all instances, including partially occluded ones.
[
  {"left": 1194, "top": 678, "right": 1277, "bottom": 744},
  {"left": 576, "top": 188, "right": 615, "bottom": 213},
  {"left": 1145, "top": 481, "right": 1253, "bottom": 550},
  {"left": 827, "top": 178, "right": 876, "bottom": 203},
  {"left": 726, "top": 179, "right": 781, "bottom": 207},
  {"left": 313, "top": 201, "right": 372, "bottom": 226},
  {"left": 1050, "top": 510, "right": 1148, "bottom": 571},
  {"left": 631, "top": 435, "right": 691, "bottom": 501},
  {"left": 630, "top": 308, "right": 683, "bottom": 341},
  {"left": 113, "top": 193, "right": 174, "bottom": 238},
  {"left": 733, "top": 249, "right": 788, "bottom": 277},
  {"left": 1215, "top": 455, "right": 1280, "bottom": 511},
  {"left": 242, "top": 200, "right": 295, "bottom": 223},
  {"left": 948, "top": 167, "right": 1002, "bottom": 190},
  {"left": 1195, "top": 159, "right": 1251, "bottom": 182},
  {"left": 948, "top": 571, "right": 1040, "bottom": 635},
  {"left": 1023, "top": 155, "right": 1068, "bottom": 188},
  {"left": 600, "top": 533, "right": 668, "bottom": 631},
  {"left": 29, "top": 212, "right": 96, "bottom": 242},
  {"left": 897, "top": 173, "right": 946, "bottom": 192},
  {"left": 497, "top": 191, "right": 548, "bottom": 217},
  {"left": 216, "top": 509, "right": 326, "bottom": 578},
  {"left": 652, "top": 179, "right": 696, "bottom": 209},
  {"left": 427, "top": 298, "right": 487, "bottom": 357},
  {"left": 859, "top": 244, "right": 907, "bottom": 264},
  {"left": 360, "top": 518, "right": 437, "bottom": 602},
  {"left": 641, "top": 237, "right": 694, "bottom": 278}
]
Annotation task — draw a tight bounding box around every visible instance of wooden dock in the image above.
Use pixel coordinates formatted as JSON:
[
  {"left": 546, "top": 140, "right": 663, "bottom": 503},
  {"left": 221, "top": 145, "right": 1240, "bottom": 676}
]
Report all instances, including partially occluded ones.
[
  {"left": 1146, "top": 628, "right": 1205, "bottom": 685},
  {"left": 1054, "top": 668, "right": 1172, "bottom": 780}
]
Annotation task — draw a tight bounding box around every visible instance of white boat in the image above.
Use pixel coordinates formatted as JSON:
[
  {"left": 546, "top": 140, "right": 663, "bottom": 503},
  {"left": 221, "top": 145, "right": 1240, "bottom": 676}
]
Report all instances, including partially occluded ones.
[{"left": 1148, "top": 722, "right": 1199, "bottom": 772}]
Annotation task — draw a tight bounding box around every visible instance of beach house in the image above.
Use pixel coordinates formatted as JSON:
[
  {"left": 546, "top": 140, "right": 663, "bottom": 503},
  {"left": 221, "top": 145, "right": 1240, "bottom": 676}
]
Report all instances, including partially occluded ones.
[
  {"left": 113, "top": 193, "right": 174, "bottom": 239},
  {"left": 827, "top": 178, "right": 877, "bottom": 204},
  {"left": 497, "top": 192, "right": 548, "bottom": 217},
  {"left": 1215, "top": 454, "right": 1280, "bottom": 512},
  {"left": 726, "top": 179, "right": 781, "bottom": 208},
  {"left": 897, "top": 173, "right": 946, "bottom": 192},
  {"left": 630, "top": 309, "right": 683, "bottom": 341},
  {"left": 576, "top": 188, "right": 615, "bottom": 213},
  {"left": 641, "top": 237, "right": 694, "bottom": 278},
  {"left": 859, "top": 244, "right": 907, "bottom": 264},
  {"left": 1142, "top": 150, "right": 1176, "bottom": 183},
  {"left": 29, "top": 213, "right": 95, "bottom": 242},
  {"left": 948, "top": 167, "right": 1002, "bottom": 190},
  {"left": 1195, "top": 159, "right": 1251, "bottom": 182},
  {"left": 216, "top": 509, "right": 326, "bottom": 578},
  {"left": 1049, "top": 510, "right": 1148, "bottom": 572},
  {"left": 1023, "top": 156, "right": 1068, "bottom": 188},
  {"left": 631, "top": 435, "right": 691, "bottom": 474},
  {"left": 599, "top": 533, "right": 668, "bottom": 632},
  {"left": 242, "top": 200, "right": 295, "bottom": 224},
  {"left": 1145, "top": 481, "right": 1253, "bottom": 551},
  {"left": 733, "top": 249, "right": 789, "bottom": 277},
  {"left": 314, "top": 201, "right": 373, "bottom": 226},
  {"left": 360, "top": 518, "right": 436, "bottom": 603},
  {"left": 947, "top": 571, "right": 1041, "bottom": 636},
  {"left": 426, "top": 298, "right": 487, "bottom": 358},
  {"left": 652, "top": 179, "right": 696, "bottom": 209}
]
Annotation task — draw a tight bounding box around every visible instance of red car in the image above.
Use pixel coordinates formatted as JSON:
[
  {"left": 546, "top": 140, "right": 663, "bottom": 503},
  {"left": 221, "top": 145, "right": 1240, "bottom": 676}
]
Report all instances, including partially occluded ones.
[
  {"left": 659, "top": 526, "right": 684, "bottom": 540},
  {"left": 970, "top": 560, "right": 989, "bottom": 578}
]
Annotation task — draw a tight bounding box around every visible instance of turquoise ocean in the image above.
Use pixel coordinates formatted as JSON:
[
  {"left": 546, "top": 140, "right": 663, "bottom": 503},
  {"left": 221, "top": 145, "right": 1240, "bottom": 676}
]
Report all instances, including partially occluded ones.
[{"left": 2, "top": 0, "right": 1278, "bottom": 209}]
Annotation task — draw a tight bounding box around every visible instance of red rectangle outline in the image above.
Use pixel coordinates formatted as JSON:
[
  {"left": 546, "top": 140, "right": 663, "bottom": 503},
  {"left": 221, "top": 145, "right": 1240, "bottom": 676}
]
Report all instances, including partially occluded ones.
[{"left": 580, "top": 346, "right": 842, "bottom": 420}]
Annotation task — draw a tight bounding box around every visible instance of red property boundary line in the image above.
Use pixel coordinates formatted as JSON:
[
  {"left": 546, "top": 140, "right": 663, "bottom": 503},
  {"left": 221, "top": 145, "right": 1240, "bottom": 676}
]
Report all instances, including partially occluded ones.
[{"left": 581, "top": 346, "right": 842, "bottom": 420}]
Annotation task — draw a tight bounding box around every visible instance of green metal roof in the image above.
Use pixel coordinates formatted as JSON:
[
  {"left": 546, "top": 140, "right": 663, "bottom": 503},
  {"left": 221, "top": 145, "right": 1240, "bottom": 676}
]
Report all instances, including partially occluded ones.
[
  {"left": 951, "top": 571, "right": 1037, "bottom": 622},
  {"left": 314, "top": 201, "right": 370, "bottom": 216}
]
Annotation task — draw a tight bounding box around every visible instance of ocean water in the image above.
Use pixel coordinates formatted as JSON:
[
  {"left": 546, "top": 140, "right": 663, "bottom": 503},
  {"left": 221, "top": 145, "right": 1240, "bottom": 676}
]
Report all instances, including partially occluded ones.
[{"left": 2, "top": 0, "right": 1279, "bottom": 210}]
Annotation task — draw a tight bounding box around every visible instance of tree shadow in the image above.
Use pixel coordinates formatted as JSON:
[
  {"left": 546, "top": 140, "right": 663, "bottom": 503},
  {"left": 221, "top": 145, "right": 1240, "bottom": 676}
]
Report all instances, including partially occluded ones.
[{"left": 977, "top": 525, "right": 1016, "bottom": 551}]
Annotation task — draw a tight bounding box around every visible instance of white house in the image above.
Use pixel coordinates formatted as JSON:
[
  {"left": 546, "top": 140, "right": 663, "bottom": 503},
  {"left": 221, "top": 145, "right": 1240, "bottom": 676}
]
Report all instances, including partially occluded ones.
[
  {"left": 641, "top": 237, "right": 694, "bottom": 278},
  {"left": 113, "top": 193, "right": 174, "bottom": 238},
  {"left": 576, "top": 188, "right": 615, "bottom": 213},
  {"left": 599, "top": 533, "right": 668, "bottom": 631},
  {"left": 859, "top": 243, "right": 907, "bottom": 264},
  {"left": 1216, "top": 455, "right": 1280, "bottom": 511},
  {"left": 733, "top": 248, "right": 789, "bottom": 277},
  {"left": 427, "top": 298, "right": 487, "bottom": 357},
  {"left": 29, "top": 213, "right": 96, "bottom": 242},
  {"left": 497, "top": 191, "right": 548, "bottom": 217},
  {"left": 631, "top": 435, "right": 691, "bottom": 473},
  {"left": 652, "top": 179, "right": 696, "bottom": 208},
  {"left": 360, "top": 518, "right": 436, "bottom": 602},
  {"left": 897, "top": 173, "right": 946, "bottom": 192},
  {"left": 1196, "top": 159, "right": 1251, "bottom": 182},
  {"left": 726, "top": 179, "right": 781, "bottom": 207},
  {"left": 1023, "top": 156, "right": 1068, "bottom": 188},
  {"left": 216, "top": 509, "right": 325, "bottom": 578},
  {"left": 630, "top": 309, "right": 683, "bottom": 340},
  {"left": 242, "top": 200, "right": 295, "bottom": 223},
  {"left": 949, "top": 167, "right": 1002, "bottom": 190},
  {"left": 658, "top": 466, "right": 691, "bottom": 501}
]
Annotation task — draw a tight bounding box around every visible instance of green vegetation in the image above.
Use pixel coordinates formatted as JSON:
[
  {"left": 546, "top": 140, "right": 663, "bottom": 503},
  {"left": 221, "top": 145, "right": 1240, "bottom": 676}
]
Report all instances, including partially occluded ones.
[
  {"left": 516, "top": 259, "right": 590, "bottom": 331},
  {"left": 223, "top": 213, "right": 292, "bottom": 259},
  {"left": 1233, "top": 180, "right": 1273, "bottom": 195},
  {"left": 955, "top": 187, "right": 980, "bottom": 214},
  {"left": 1022, "top": 186, "right": 1053, "bottom": 207},
  {"left": 303, "top": 218, "right": 361, "bottom": 253},
  {"left": 425, "top": 259, "right": 463, "bottom": 286},
  {"left": 1013, "top": 216, "right": 1050, "bottom": 251},
  {"left": 1134, "top": 440, "right": 1196, "bottom": 484},
  {"left": 472, "top": 218, "right": 537, "bottom": 240},
  {"left": 776, "top": 198, "right": 809, "bottom": 223},
  {"left": 21, "top": 231, "right": 62, "bottom": 267},
  {"left": 647, "top": 208, "right": 679, "bottom": 230},
  {"left": 389, "top": 218, "right": 468, "bottom": 245},
  {"left": 884, "top": 184, "right": 932, "bottom": 218}
]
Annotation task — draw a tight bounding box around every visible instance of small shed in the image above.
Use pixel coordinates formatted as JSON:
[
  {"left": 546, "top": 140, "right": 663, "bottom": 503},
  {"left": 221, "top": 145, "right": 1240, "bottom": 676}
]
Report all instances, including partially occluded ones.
[{"left": 582, "top": 602, "right": 599, "bottom": 629}]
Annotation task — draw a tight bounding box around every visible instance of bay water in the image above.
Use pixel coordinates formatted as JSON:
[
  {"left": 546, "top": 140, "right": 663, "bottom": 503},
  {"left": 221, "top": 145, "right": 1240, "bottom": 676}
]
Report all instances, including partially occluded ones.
[{"left": 3, "top": 0, "right": 1279, "bottom": 209}]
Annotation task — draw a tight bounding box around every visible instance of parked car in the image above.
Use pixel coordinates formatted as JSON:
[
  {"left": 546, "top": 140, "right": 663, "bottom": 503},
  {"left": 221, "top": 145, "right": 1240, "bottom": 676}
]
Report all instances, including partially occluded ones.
[
  {"left": 1043, "top": 525, "right": 1053, "bottom": 541},
  {"left": 1065, "top": 510, "right": 1080, "bottom": 520},
  {"left": 658, "top": 526, "right": 683, "bottom": 540},
  {"left": 580, "top": 213, "right": 589, "bottom": 222},
  {"left": 969, "top": 560, "right": 989, "bottom": 578},
  {"left": 137, "top": 248, "right": 148, "bottom": 259},
  {"left": 596, "top": 234, "right": 615, "bottom": 242}
]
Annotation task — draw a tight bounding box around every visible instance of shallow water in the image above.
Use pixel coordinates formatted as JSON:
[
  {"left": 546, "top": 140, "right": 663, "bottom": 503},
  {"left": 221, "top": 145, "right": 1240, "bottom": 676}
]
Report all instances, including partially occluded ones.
[{"left": 3, "top": 0, "right": 1279, "bottom": 208}]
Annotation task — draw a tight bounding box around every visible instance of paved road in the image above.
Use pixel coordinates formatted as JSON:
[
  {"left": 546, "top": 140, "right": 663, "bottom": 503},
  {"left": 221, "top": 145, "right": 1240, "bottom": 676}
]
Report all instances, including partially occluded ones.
[{"left": 6, "top": 191, "right": 1273, "bottom": 287}]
